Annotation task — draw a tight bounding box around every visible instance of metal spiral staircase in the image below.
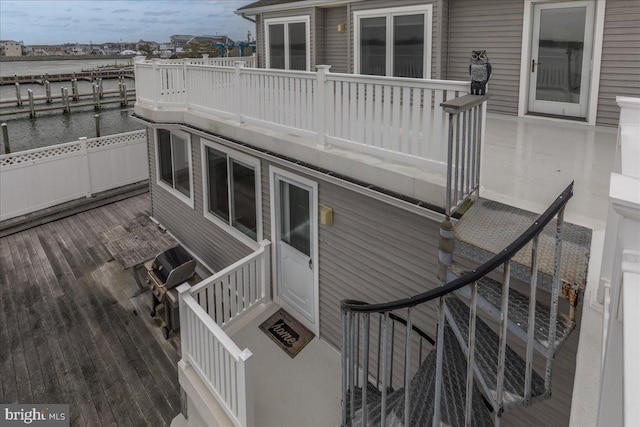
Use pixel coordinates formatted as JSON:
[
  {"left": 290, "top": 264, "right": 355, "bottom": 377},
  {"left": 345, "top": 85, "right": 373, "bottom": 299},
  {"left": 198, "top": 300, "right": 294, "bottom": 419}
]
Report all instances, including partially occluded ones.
[{"left": 341, "top": 183, "right": 577, "bottom": 426}]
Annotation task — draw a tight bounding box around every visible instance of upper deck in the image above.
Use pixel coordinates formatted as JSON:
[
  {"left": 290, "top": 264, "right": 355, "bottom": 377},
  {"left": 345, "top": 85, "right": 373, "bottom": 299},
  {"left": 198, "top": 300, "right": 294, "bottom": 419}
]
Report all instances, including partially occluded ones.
[{"left": 133, "top": 56, "right": 485, "bottom": 212}]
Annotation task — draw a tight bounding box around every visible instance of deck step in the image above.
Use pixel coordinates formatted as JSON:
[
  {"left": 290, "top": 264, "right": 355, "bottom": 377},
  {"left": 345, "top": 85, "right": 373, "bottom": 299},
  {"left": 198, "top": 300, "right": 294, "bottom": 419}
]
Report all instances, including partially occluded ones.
[
  {"left": 454, "top": 198, "right": 591, "bottom": 295},
  {"left": 444, "top": 296, "right": 548, "bottom": 413},
  {"left": 454, "top": 275, "right": 575, "bottom": 355},
  {"left": 352, "top": 325, "right": 492, "bottom": 426}
]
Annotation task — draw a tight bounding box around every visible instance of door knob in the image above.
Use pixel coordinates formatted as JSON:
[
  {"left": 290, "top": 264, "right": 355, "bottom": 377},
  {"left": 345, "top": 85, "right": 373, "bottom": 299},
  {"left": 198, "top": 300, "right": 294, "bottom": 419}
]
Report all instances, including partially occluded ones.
[
  {"left": 308, "top": 258, "right": 313, "bottom": 269},
  {"left": 532, "top": 59, "right": 542, "bottom": 72}
]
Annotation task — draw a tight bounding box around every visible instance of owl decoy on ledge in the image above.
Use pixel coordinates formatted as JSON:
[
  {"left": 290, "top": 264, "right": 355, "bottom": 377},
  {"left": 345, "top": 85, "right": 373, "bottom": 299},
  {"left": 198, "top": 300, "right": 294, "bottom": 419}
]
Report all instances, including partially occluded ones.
[{"left": 470, "top": 50, "right": 491, "bottom": 95}]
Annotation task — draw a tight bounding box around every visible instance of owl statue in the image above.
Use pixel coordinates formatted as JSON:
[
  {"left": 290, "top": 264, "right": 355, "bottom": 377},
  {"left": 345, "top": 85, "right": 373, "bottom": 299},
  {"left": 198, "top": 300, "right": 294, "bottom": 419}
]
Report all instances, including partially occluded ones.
[{"left": 469, "top": 50, "right": 491, "bottom": 95}]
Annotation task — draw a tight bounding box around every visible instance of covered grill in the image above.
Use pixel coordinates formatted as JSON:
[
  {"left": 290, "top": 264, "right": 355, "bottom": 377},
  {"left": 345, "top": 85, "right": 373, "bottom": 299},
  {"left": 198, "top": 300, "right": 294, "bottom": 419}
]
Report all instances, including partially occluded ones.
[{"left": 145, "top": 245, "right": 196, "bottom": 339}]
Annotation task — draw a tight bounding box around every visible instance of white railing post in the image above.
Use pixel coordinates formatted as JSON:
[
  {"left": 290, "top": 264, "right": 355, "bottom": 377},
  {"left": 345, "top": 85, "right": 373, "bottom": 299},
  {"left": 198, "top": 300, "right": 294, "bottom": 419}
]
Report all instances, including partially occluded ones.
[
  {"left": 152, "top": 58, "right": 160, "bottom": 103},
  {"left": 177, "top": 283, "right": 192, "bottom": 367},
  {"left": 315, "top": 65, "right": 331, "bottom": 149},
  {"left": 235, "top": 61, "right": 246, "bottom": 124},
  {"left": 183, "top": 60, "right": 189, "bottom": 108},
  {"left": 78, "top": 137, "right": 92, "bottom": 198},
  {"left": 237, "top": 349, "right": 255, "bottom": 427},
  {"left": 259, "top": 240, "right": 271, "bottom": 302}
]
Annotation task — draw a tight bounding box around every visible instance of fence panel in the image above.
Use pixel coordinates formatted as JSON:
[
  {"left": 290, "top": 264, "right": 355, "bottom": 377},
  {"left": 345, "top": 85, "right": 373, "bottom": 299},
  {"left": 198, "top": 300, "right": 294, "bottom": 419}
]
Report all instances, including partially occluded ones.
[{"left": 0, "top": 130, "right": 148, "bottom": 221}]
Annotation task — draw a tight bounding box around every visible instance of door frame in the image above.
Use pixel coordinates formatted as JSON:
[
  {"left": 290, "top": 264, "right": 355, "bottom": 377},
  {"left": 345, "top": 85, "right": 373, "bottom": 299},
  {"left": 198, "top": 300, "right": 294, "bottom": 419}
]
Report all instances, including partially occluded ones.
[
  {"left": 517, "top": 0, "right": 606, "bottom": 125},
  {"left": 269, "top": 166, "right": 320, "bottom": 336}
]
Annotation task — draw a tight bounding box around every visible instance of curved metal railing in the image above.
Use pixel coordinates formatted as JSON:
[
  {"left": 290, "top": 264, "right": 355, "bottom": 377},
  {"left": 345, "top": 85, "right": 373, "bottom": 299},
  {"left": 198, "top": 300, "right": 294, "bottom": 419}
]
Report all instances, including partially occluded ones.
[{"left": 341, "top": 182, "right": 573, "bottom": 426}]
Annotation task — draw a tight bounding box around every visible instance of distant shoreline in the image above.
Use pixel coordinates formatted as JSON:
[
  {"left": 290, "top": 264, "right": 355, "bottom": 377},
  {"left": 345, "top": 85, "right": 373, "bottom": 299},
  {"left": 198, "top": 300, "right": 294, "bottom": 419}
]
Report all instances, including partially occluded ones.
[{"left": 0, "top": 55, "right": 140, "bottom": 63}]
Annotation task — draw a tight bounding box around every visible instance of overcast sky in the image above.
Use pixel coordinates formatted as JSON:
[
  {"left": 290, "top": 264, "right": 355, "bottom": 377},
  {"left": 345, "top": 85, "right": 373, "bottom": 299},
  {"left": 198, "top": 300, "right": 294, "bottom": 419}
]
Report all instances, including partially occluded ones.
[{"left": 0, "top": 0, "right": 254, "bottom": 45}]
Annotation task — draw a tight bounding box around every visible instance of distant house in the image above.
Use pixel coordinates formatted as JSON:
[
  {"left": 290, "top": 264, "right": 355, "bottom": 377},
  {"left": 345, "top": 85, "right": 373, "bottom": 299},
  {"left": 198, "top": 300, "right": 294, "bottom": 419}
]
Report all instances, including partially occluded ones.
[
  {"left": 0, "top": 40, "right": 23, "bottom": 57},
  {"left": 169, "top": 34, "right": 194, "bottom": 49}
]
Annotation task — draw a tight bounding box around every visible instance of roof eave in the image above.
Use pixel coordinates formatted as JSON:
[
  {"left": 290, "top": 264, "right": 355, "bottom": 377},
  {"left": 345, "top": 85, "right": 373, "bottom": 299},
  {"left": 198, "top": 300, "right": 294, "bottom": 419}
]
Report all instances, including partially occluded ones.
[{"left": 235, "top": 0, "right": 360, "bottom": 16}]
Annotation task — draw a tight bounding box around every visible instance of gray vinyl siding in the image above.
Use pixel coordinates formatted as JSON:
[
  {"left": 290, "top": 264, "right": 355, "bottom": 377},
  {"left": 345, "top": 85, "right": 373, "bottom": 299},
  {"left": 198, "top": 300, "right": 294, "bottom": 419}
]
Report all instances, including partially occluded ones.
[
  {"left": 446, "top": 0, "right": 524, "bottom": 115},
  {"left": 148, "top": 130, "right": 253, "bottom": 272},
  {"left": 323, "top": 6, "right": 349, "bottom": 73},
  {"left": 596, "top": 0, "right": 640, "bottom": 126},
  {"left": 437, "top": 0, "right": 449, "bottom": 79},
  {"left": 256, "top": 15, "right": 264, "bottom": 68},
  {"left": 316, "top": 181, "right": 442, "bottom": 349},
  {"left": 315, "top": 8, "right": 326, "bottom": 66}
]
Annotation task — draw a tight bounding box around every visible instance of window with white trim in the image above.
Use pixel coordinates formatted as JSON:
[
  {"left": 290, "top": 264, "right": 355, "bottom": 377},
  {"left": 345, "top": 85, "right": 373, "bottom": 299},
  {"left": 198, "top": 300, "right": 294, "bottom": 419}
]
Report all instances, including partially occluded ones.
[
  {"left": 354, "top": 5, "right": 432, "bottom": 78},
  {"left": 203, "top": 140, "right": 261, "bottom": 241},
  {"left": 265, "top": 16, "right": 310, "bottom": 71},
  {"left": 156, "top": 129, "right": 193, "bottom": 206}
]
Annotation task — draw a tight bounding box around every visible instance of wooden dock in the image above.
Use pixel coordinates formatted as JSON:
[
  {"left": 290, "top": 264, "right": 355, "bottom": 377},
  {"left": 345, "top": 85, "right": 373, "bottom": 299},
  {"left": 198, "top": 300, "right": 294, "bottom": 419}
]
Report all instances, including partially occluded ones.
[
  {"left": 0, "top": 194, "right": 183, "bottom": 426},
  {"left": 0, "top": 69, "right": 134, "bottom": 86},
  {"left": 0, "top": 87, "right": 135, "bottom": 117}
]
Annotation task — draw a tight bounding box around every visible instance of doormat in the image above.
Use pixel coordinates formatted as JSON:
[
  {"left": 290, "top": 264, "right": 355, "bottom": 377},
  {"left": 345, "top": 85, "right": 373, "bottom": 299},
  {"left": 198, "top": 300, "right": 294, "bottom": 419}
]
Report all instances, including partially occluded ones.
[{"left": 259, "top": 309, "right": 314, "bottom": 358}]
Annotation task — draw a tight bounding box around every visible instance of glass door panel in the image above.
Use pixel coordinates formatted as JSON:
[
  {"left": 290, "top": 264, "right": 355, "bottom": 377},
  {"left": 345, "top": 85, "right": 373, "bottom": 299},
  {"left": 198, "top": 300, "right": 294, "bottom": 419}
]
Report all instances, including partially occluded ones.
[
  {"left": 393, "top": 14, "right": 424, "bottom": 78},
  {"left": 360, "top": 17, "right": 387, "bottom": 76},
  {"left": 288, "top": 22, "right": 307, "bottom": 71},
  {"left": 279, "top": 180, "right": 310, "bottom": 256},
  {"left": 535, "top": 7, "right": 586, "bottom": 104},
  {"left": 269, "top": 24, "right": 285, "bottom": 69}
]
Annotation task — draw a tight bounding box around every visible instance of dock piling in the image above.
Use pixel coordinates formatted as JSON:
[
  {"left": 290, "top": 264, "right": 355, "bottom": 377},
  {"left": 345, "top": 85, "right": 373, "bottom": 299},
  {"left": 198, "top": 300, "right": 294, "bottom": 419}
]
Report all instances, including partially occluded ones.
[
  {"left": 92, "top": 83, "right": 101, "bottom": 110},
  {"left": 94, "top": 114, "right": 101, "bottom": 138},
  {"left": 62, "top": 88, "right": 70, "bottom": 113},
  {"left": 15, "top": 82, "right": 22, "bottom": 107},
  {"left": 45, "top": 81, "right": 52, "bottom": 103},
  {"left": 1, "top": 123, "right": 10, "bottom": 155},
  {"left": 98, "top": 78, "right": 104, "bottom": 99},
  {"left": 28, "top": 89, "right": 35, "bottom": 117},
  {"left": 122, "top": 82, "right": 128, "bottom": 107},
  {"left": 72, "top": 78, "right": 78, "bottom": 101}
]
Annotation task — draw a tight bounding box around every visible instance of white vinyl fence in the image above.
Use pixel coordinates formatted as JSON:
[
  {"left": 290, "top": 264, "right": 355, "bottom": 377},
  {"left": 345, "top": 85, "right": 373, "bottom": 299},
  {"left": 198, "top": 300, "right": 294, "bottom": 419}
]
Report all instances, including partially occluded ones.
[{"left": 0, "top": 130, "right": 148, "bottom": 221}]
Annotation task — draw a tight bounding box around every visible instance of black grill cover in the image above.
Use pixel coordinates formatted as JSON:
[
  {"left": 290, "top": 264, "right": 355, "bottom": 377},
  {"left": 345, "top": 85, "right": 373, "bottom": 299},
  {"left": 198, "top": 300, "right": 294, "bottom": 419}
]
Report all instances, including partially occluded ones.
[{"left": 152, "top": 245, "right": 194, "bottom": 285}]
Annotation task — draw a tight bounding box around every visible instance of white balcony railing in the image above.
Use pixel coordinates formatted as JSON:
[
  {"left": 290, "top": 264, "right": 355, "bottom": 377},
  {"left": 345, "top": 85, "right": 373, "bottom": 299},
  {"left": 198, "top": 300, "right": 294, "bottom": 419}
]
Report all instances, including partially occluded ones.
[
  {"left": 134, "top": 59, "right": 473, "bottom": 170},
  {"left": 177, "top": 240, "right": 271, "bottom": 427},
  {"left": 596, "top": 97, "right": 640, "bottom": 425},
  {"left": 0, "top": 130, "right": 148, "bottom": 221}
]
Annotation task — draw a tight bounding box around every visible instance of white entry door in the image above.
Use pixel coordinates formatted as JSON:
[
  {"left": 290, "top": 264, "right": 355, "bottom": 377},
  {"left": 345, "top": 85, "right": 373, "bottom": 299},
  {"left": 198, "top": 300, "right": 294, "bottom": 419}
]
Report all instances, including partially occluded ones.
[
  {"left": 273, "top": 171, "right": 317, "bottom": 331},
  {"left": 528, "top": 1, "right": 594, "bottom": 118}
]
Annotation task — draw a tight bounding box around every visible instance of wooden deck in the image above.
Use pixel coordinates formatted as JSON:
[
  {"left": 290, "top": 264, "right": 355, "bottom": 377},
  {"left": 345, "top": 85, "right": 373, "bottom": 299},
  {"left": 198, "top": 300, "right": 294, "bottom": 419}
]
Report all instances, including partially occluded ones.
[{"left": 0, "top": 193, "right": 182, "bottom": 426}]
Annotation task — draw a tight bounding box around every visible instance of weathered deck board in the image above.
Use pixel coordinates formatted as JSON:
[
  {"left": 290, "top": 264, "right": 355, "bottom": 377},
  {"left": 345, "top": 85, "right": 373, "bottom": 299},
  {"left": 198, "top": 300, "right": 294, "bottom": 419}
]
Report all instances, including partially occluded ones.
[{"left": 0, "top": 194, "right": 181, "bottom": 426}]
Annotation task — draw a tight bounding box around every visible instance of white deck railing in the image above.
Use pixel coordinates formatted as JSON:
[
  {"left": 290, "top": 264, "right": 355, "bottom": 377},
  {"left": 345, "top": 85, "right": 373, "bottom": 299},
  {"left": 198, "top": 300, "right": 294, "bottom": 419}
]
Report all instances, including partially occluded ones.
[
  {"left": 177, "top": 240, "right": 270, "bottom": 427},
  {"left": 190, "top": 240, "right": 271, "bottom": 329},
  {"left": 596, "top": 97, "right": 640, "bottom": 425},
  {"left": 0, "top": 130, "right": 148, "bottom": 221},
  {"left": 135, "top": 59, "right": 471, "bottom": 169}
]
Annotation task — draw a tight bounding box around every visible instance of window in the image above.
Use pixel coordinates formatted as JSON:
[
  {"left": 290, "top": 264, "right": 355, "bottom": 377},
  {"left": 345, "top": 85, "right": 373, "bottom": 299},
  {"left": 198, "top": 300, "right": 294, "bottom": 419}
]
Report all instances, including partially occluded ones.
[
  {"left": 156, "top": 129, "right": 193, "bottom": 206},
  {"left": 265, "top": 16, "right": 310, "bottom": 71},
  {"left": 355, "top": 5, "right": 432, "bottom": 78},
  {"left": 203, "top": 140, "right": 261, "bottom": 242}
]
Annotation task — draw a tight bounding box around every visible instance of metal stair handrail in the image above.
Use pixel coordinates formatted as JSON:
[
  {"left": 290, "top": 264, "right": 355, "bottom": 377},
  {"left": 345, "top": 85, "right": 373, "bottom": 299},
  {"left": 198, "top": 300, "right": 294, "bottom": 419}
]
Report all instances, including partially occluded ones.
[
  {"left": 341, "top": 182, "right": 573, "bottom": 427},
  {"left": 341, "top": 182, "right": 573, "bottom": 314}
]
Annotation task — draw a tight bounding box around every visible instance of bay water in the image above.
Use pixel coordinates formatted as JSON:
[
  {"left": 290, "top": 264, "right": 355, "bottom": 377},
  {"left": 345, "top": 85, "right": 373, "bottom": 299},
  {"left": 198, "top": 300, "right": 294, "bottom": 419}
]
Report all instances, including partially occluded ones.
[{"left": 0, "top": 58, "right": 144, "bottom": 153}]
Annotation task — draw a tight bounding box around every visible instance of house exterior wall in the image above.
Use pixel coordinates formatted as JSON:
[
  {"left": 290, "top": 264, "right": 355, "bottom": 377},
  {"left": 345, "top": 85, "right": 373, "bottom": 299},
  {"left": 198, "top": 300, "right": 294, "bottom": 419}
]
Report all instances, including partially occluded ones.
[
  {"left": 446, "top": 0, "right": 524, "bottom": 116},
  {"left": 147, "top": 125, "right": 443, "bottom": 351},
  {"left": 596, "top": 0, "right": 640, "bottom": 126},
  {"left": 446, "top": 0, "right": 640, "bottom": 126},
  {"left": 323, "top": 6, "right": 349, "bottom": 74},
  {"left": 147, "top": 130, "right": 253, "bottom": 273}
]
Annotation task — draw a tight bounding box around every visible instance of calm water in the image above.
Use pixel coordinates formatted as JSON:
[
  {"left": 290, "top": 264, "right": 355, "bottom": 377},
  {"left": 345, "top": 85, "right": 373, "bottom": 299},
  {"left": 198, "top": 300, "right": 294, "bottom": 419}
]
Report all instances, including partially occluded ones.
[
  {"left": 0, "top": 58, "right": 143, "bottom": 153},
  {"left": 0, "top": 58, "right": 133, "bottom": 77}
]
